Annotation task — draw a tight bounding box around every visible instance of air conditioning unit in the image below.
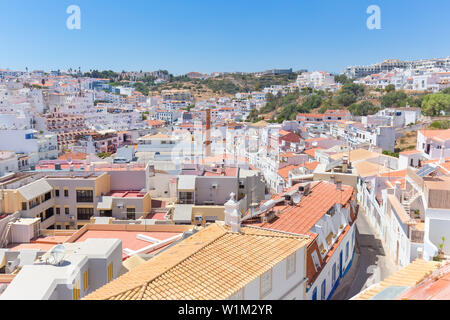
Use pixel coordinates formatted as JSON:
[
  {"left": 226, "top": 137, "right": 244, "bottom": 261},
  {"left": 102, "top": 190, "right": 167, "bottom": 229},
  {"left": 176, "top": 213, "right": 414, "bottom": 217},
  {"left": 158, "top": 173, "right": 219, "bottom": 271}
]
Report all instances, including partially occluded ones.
[{"left": 117, "top": 203, "right": 124, "bottom": 208}]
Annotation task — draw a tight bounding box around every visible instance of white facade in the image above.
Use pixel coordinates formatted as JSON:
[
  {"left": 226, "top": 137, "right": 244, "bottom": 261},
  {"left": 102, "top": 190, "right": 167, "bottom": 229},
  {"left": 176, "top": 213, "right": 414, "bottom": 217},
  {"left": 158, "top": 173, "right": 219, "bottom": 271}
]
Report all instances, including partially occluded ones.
[{"left": 0, "top": 239, "right": 122, "bottom": 300}]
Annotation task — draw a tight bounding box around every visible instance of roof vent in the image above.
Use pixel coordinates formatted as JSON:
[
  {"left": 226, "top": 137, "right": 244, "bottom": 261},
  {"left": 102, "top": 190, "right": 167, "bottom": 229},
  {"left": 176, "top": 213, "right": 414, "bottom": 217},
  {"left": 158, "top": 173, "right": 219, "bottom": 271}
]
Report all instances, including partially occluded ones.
[{"left": 298, "top": 182, "right": 311, "bottom": 196}]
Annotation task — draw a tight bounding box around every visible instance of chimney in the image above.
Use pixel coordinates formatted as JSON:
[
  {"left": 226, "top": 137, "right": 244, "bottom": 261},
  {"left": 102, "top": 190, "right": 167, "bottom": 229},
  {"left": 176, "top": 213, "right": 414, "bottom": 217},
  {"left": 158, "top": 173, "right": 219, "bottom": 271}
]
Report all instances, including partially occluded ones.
[
  {"left": 336, "top": 180, "right": 342, "bottom": 191},
  {"left": 330, "top": 175, "right": 335, "bottom": 184},
  {"left": 417, "top": 247, "right": 424, "bottom": 260},
  {"left": 224, "top": 193, "right": 238, "bottom": 227},
  {"left": 230, "top": 208, "right": 241, "bottom": 233},
  {"left": 205, "top": 108, "right": 212, "bottom": 157}
]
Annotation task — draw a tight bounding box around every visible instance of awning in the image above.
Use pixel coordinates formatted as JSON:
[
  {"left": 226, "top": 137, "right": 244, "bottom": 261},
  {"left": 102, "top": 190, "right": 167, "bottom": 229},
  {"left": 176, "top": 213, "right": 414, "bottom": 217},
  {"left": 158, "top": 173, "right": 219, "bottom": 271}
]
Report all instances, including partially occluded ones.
[
  {"left": 97, "top": 196, "right": 113, "bottom": 210},
  {"left": 178, "top": 175, "right": 196, "bottom": 191},
  {"left": 18, "top": 179, "right": 53, "bottom": 201}
]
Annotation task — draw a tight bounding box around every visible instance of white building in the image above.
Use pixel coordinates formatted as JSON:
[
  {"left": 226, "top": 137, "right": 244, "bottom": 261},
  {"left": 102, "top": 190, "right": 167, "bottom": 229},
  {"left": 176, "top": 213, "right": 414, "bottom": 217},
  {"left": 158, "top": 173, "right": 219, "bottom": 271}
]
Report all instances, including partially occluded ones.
[
  {"left": 416, "top": 129, "right": 450, "bottom": 160},
  {"left": 0, "top": 239, "right": 122, "bottom": 300}
]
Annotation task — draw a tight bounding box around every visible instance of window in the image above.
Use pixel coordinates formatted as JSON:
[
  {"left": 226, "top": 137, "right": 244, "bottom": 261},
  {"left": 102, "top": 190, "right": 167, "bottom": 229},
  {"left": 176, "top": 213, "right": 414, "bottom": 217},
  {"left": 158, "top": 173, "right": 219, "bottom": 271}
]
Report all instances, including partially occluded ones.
[
  {"left": 77, "top": 208, "right": 94, "bottom": 220},
  {"left": 321, "top": 279, "right": 326, "bottom": 300},
  {"left": 346, "top": 241, "right": 349, "bottom": 262},
  {"left": 352, "top": 229, "right": 355, "bottom": 248},
  {"left": 260, "top": 269, "right": 272, "bottom": 298},
  {"left": 64, "top": 189, "right": 69, "bottom": 197},
  {"left": 45, "top": 208, "right": 54, "bottom": 220},
  {"left": 65, "top": 207, "right": 70, "bottom": 215},
  {"left": 56, "top": 207, "right": 61, "bottom": 215},
  {"left": 29, "top": 197, "right": 41, "bottom": 209},
  {"left": 311, "top": 250, "right": 321, "bottom": 271},
  {"left": 76, "top": 190, "right": 93, "bottom": 203},
  {"left": 179, "top": 192, "right": 194, "bottom": 204},
  {"left": 100, "top": 210, "right": 112, "bottom": 217},
  {"left": 73, "top": 281, "right": 80, "bottom": 300},
  {"left": 312, "top": 287, "right": 317, "bottom": 300},
  {"left": 286, "top": 252, "right": 296, "bottom": 278},
  {"left": 55, "top": 189, "right": 60, "bottom": 197},
  {"left": 44, "top": 192, "right": 51, "bottom": 201},
  {"left": 108, "top": 262, "right": 113, "bottom": 282},
  {"left": 83, "top": 270, "right": 89, "bottom": 291},
  {"left": 126, "top": 207, "right": 136, "bottom": 220},
  {"left": 21, "top": 202, "right": 27, "bottom": 211},
  {"left": 332, "top": 263, "right": 336, "bottom": 284}
]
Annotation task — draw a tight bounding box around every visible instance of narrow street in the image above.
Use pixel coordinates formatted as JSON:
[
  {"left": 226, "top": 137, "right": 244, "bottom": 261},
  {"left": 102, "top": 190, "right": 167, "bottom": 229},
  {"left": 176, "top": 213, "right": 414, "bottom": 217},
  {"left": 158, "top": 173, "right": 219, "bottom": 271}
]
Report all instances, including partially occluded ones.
[{"left": 331, "top": 209, "right": 399, "bottom": 300}]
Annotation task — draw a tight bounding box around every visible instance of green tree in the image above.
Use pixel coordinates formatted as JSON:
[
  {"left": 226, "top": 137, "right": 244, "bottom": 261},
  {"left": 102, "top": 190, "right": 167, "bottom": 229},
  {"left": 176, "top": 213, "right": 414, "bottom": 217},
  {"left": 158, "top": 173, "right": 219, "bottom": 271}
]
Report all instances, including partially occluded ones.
[
  {"left": 429, "top": 120, "right": 450, "bottom": 129},
  {"left": 334, "top": 74, "right": 352, "bottom": 84},
  {"left": 348, "top": 101, "right": 379, "bottom": 116},
  {"left": 422, "top": 93, "right": 450, "bottom": 116},
  {"left": 441, "top": 87, "right": 450, "bottom": 95},
  {"left": 300, "top": 87, "right": 313, "bottom": 95},
  {"left": 336, "top": 92, "right": 357, "bottom": 107},
  {"left": 341, "top": 83, "right": 365, "bottom": 97},
  {"left": 385, "top": 84, "right": 396, "bottom": 93},
  {"left": 381, "top": 91, "right": 408, "bottom": 108}
]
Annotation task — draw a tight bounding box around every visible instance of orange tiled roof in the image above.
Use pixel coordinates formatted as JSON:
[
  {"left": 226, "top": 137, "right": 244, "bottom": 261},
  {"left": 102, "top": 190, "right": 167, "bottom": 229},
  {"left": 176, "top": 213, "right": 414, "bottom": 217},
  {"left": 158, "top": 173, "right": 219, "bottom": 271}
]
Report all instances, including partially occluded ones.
[
  {"left": 353, "top": 260, "right": 442, "bottom": 300},
  {"left": 248, "top": 181, "right": 355, "bottom": 236},
  {"left": 379, "top": 169, "right": 407, "bottom": 178},
  {"left": 297, "top": 113, "right": 324, "bottom": 119},
  {"left": 304, "top": 147, "right": 323, "bottom": 158},
  {"left": 58, "top": 152, "right": 88, "bottom": 161},
  {"left": 400, "top": 150, "right": 421, "bottom": 156},
  {"left": 397, "top": 262, "right": 450, "bottom": 300},
  {"left": 83, "top": 223, "right": 309, "bottom": 300},
  {"left": 277, "top": 164, "right": 301, "bottom": 181},
  {"left": 147, "top": 120, "right": 165, "bottom": 126},
  {"left": 304, "top": 161, "right": 319, "bottom": 171},
  {"left": 419, "top": 129, "right": 450, "bottom": 142}
]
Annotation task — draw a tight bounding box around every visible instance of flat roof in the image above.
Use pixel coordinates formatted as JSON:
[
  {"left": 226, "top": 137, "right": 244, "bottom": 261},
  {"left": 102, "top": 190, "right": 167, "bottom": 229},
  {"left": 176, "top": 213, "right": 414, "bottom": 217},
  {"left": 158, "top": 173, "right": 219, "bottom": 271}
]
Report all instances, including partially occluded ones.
[
  {"left": 107, "top": 191, "right": 146, "bottom": 198},
  {"left": 73, "top": 230, "right": 183, "bottom": 259}
]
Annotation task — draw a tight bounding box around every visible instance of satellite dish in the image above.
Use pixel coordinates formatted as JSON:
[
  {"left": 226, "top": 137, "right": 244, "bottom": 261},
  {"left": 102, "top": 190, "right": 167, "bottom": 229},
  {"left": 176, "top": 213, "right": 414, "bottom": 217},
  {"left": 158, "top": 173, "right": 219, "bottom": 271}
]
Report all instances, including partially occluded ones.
[
  {"left": 292, "top": 192, "right": 302, "bottom": 205},
  {"left": 46, "top": 244, "right": 66, "bottom": 266}
]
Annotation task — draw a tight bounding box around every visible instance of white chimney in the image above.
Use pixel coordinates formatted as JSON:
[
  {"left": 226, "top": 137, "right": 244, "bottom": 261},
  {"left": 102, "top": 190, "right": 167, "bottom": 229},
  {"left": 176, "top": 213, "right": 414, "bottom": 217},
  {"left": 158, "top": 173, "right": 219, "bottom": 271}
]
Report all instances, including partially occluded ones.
[
  {"left": 230, "top": 208, "right": 241, "bottom": 233},
  {"left": 417, "top": 247, "right": 424, "bottom": 260},
  {"left": 224, "top": 193, "right": 238, "bottom": 227}
]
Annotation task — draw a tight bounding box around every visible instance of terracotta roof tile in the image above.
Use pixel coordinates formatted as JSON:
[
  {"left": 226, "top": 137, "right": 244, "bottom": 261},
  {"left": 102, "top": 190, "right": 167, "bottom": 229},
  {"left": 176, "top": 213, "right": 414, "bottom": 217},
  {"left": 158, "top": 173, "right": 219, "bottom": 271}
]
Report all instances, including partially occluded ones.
[
  {"left": 246, "top": 181, "right": 355, "bottom": 236},
  {"left": 83, "top": 223, "right": 309, "bottom": 300}
]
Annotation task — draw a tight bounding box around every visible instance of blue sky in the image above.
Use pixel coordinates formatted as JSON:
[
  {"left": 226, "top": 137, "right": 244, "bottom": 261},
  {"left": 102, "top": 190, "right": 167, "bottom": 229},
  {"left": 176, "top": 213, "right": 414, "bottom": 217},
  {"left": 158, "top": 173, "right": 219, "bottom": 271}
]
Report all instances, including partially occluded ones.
[{"left": 0, "top": 0, "right": 449, "bottom": 75}]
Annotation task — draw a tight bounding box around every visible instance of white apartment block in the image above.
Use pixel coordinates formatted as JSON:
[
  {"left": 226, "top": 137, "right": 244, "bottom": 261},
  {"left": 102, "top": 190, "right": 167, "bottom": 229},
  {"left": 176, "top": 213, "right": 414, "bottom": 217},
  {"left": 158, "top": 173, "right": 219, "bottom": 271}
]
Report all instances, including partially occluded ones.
[{"left": 296, "top": 71, "right": 335, "bottom": 89}]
